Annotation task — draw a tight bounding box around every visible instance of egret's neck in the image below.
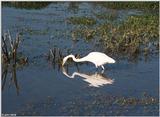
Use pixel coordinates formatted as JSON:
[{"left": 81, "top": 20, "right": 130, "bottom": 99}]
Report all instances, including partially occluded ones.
[{"left": 72, "top": 56, "right": 87, "bottom": 63}]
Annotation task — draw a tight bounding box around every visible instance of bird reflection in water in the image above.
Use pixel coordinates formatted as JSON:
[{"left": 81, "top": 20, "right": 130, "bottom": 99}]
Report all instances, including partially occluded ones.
[{"left": 62, "top": 67, "right": 114, "bottom": 87}]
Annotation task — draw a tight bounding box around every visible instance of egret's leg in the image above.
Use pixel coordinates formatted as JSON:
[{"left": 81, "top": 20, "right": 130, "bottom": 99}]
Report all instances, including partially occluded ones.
[
  {"left": 101, "top": 69, "right": 104, "bottom": 74},
  {"left": 95, "top": 65, "right": 98, "bottom": 71},
  {"left": 101, "top": 65, "right": 105, "bottom": 70},
  {"left": 101, "top": 65, "right": 105, "bottom": 73}
]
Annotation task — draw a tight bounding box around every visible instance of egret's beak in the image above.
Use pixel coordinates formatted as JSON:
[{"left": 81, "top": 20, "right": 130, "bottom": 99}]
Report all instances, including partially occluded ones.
[
  {"left": 62, "top": 59, "right": 65, "bottom": 66},
  {"left": 62, "top": 61, "right": 64, "bottom": 66}
]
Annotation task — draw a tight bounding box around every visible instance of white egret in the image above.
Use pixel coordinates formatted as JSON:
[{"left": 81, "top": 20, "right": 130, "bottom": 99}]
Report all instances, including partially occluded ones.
[{"left": 62, "top": 52, "right": 115, "bottom": 70}]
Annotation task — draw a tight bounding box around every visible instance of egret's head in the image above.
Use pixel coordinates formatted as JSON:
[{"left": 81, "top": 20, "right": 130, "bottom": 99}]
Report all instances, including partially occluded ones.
[
  {"left": 107, "top": 57, "right": 116, "bottom": 64},
  {"left": 62, "top": 54, "right": 75, "bottom": 66},
  {"left": 110, "top": 58, "right": 116, "bottom": 63}
]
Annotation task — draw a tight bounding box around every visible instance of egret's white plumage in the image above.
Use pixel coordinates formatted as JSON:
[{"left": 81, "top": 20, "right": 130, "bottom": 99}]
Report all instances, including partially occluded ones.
[{"left": 62, "top": 52, "right": 115, "bottom": 70}]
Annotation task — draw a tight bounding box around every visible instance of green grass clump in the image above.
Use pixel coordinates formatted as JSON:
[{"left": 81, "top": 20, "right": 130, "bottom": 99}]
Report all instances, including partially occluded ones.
[
  {"left": 67, "top": 17, "right": 96, "bottom": 25},
  {"left": 72, "top": 28, "right": 96, "bottom": 41},
  {"left": 70, "top": 13, "right": 159, "bottom": 60},
  {"left": 98, "top": 14, "right": 159, "bottom": 57},
  {"left": 24, "top": 28, "right": 50, "bottom": 35},
  {"left": 120, "top": 15, "right": 159, "bottom": 39},
  {"left": 98, "top": 2, "right": 159, "bottom": 10}
]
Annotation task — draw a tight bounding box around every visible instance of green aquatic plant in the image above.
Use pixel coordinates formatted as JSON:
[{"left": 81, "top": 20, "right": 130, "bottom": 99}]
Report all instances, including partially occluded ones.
[
  {"left": 25, "top": 28, "right": 50, "bottom": 35},
  {"left": 97, "top": 2, "right": 159, "bottom": 10},
  {"left": 70, "top": 13, "right": 159, "bottom": 59},
  {"left": 72, "top": 27, "right": 96, "bottom": 41},
  {"left": 112, "top": 15, "right": 158, "bottom": 55},
  {"left": 119, "top": 15, "right": 159, "bottom": 39}
]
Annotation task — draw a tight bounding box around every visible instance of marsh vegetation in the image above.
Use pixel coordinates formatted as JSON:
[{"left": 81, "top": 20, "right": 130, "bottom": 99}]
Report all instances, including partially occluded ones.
[{"left": 68, "top": 5, "right": 159, "bottom": 61}]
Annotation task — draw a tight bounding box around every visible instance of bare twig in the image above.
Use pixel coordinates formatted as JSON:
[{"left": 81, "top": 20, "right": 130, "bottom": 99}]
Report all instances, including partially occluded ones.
[
  {"left": 49, "top": 49, "right": 54, "bottom": 62},
  {"left": 2, "top": 35, "right": 10, "bottom": 62},
  {"left": 11, "top": 33, "right": 21, "bottom": 66},
  {"left": 2, "top": 65, "right": 8, "bottom": 90},
  {"left": 7, "top": 30, "right": 13, "bottom": 50},
  {"left": 12, "top": 66, "right": 19, "bottom": 95},
  {"left": 58, "top": 49, "right": 63, "bottom": 59},
  {"left": 53, "top": 48, "right": 56, "bottom": 60},
  {"left": 50, "top": 49, "right": 54, "bottom": 58}
]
